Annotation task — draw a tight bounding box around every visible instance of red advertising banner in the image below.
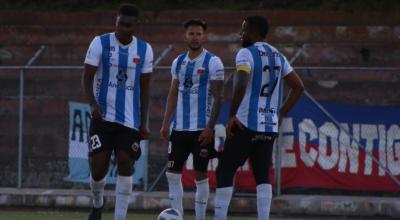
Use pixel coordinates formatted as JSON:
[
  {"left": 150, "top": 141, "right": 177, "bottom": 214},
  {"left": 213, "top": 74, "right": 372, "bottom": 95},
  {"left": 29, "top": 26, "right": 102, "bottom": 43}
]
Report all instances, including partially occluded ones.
[{"left": 182, "top": 98, "right": 400, "bottom": 192}]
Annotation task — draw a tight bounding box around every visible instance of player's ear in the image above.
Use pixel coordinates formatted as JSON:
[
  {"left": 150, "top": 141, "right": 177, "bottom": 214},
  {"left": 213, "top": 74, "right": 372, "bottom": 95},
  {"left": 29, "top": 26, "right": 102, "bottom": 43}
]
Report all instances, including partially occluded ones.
[
  {"left": 183, "top": 32, "right": 188, "bottom": 42},
  {"left": 115, "top": 15, "right": 120, "bottom": 25}
]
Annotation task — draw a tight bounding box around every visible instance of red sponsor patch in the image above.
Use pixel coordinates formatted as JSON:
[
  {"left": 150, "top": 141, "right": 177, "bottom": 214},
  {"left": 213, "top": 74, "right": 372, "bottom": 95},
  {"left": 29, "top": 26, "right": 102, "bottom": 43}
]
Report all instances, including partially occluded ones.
[
  {"left": 197, "top": 67, "right": 205, "bottom": 75},
  {"left": 133, "top": 56, "right": 141, "bottom": 64}
]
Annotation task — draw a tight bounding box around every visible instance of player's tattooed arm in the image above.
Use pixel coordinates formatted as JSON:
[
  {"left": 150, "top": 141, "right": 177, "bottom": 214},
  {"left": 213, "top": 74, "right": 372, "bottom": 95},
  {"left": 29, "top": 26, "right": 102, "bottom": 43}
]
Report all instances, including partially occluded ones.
[
  {"left": 199, "top": 79, "right": 223, "bottom": 146},
  {"left": 207, "top": 80, "right": 224, "bottom": 129},
  {"left": 140, "top": 73, "right": 152, "bottom": 139},
  {"left": 82, "top": 64, "right": 102, "bottom": 119}
]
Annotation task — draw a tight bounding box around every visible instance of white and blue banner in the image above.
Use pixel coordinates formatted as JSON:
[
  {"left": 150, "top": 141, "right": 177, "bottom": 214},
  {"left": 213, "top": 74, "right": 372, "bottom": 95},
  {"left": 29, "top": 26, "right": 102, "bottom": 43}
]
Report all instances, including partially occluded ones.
[{"left": 64, "top": 101, "right": 146, "bottom": 185}]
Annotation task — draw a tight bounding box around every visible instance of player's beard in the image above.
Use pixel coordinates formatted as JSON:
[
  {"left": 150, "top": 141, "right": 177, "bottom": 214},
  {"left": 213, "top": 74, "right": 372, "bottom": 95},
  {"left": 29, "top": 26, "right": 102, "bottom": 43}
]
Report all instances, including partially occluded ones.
[
  {"left": 188, "top": 42, "right": 202, "bottom": 51},
  {"left": 188, "top": 44, "right": 202, "bottom": 51}
]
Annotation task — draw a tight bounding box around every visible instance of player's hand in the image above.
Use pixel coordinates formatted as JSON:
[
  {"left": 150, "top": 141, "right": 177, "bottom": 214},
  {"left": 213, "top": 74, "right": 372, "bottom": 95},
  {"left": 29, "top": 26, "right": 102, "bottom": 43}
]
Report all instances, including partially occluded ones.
[
  {"left": 90, "top": 104, "right": 103, "bottom": 120},
  {"left": 226, "top": 116, "right": 243, "bottom": 139},
  {"left": 160, "top": 124, "right": 169, "bottom": 143},
  {"left": 139, "top": 125, "right": 150, "bottom": 140},
  {"left": 198, "top": 127, "right": 214, "bottom": 146}
]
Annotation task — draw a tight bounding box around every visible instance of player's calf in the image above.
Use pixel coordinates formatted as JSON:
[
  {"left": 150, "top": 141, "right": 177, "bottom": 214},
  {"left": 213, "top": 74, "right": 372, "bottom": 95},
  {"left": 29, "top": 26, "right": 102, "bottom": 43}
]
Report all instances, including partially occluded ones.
[{"left": 166, "top": 171, "right": 184, "bottom": 216}]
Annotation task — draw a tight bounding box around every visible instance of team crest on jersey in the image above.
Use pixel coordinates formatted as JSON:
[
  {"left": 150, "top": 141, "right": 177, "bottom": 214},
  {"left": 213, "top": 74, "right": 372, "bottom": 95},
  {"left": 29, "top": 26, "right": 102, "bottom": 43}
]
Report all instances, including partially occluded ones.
[
  {"left": 117, "top": 69, "right": 128, "bottom": 82},
  {"left": 183, "top": 77, "right": 193, "bottom": 88},
  {"left": 197, "top": 67, "right": 205, "bottom": 75},
  {"left": 133, "top": 56, "right": 141, "bottom": 64}
]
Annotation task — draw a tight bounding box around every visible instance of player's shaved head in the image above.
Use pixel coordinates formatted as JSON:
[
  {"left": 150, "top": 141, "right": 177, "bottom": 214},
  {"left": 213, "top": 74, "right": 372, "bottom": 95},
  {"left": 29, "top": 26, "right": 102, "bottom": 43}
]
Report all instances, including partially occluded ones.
[
  {"left": 244, "top": 16, "right": 269, "bottom": 38},
  {"left": 184, "top": 19, "right": 207, "bottom": 31},
  {"left": 115, "top": 3, "right": 139, "bottom": 44},
  {"left": 118, "top": 3, "right": 139, "bottom": 17}
]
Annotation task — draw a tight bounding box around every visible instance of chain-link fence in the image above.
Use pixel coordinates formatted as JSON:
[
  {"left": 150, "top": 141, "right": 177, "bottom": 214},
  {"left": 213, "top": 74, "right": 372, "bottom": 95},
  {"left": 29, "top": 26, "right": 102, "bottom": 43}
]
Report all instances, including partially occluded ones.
[{"left": 1, "top": 65, "right": 399, "bottom": 195}]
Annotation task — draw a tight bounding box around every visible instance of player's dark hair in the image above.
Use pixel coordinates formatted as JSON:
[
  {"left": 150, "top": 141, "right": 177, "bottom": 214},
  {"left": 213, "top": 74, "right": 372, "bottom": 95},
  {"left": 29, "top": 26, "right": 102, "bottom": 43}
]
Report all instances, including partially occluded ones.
[
  {"left": 118, "top": 3, "right": 139, "bottom": 17},
  {"left": 244, "top": 16, "right": 269, "bottom": 38},
  {"left": 183, "top": 19, "right": 207, "bottom": 31}
]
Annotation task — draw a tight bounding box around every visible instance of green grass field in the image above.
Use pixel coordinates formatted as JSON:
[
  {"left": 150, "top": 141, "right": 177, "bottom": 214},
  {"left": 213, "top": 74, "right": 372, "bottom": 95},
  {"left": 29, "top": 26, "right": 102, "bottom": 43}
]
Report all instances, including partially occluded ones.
[
  {"left": 0, "top": 211, "right": 374, "bottom": 220},
  {"left": 0, "top": 211, "right": 256, "bottom": 220}
]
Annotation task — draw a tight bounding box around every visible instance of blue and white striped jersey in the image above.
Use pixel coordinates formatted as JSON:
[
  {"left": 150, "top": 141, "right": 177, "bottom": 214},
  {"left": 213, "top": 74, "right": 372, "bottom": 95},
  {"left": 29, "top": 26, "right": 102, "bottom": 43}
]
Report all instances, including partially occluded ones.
[
  {"left": 171, "top": 49, "right": 224, "bottom": 131},
  {"left": 84, "top": 32, "right": 153, "bottom": 130},
  {"left": 235, "top": 42, "right": 293, "bottom": 133}
]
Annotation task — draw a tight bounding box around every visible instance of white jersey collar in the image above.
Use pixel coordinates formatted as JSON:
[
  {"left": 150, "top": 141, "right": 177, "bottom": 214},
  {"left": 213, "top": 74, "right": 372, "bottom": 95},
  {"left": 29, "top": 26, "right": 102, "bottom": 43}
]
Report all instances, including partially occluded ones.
[
  {"left": 112, "top": 32, "right": 135, "bottom": 48},
  {"left": 187, "top": 48, "right": 207, "bottom": 62}
]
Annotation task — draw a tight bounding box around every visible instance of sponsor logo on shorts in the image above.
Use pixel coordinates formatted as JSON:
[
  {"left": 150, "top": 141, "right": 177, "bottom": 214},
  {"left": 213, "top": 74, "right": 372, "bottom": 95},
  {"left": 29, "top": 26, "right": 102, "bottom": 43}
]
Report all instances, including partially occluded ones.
[
  {"left": 199, "top": 149, "right": 209, "bottom": 158},
  {"left": 131, "top": 142, "right": 140, "bottom": 152},
  {"left": 251, "top": 134, "right": 273, "bottom": 143}
]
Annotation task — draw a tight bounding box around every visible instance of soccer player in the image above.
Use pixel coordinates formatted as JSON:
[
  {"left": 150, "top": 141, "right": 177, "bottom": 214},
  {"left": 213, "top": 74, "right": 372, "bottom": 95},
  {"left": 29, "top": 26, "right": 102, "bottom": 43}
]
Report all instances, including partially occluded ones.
[
  {"left": 82, "top": 4, "right": 153, "bottom": 220},
  {"left": 213, "top": 16, "right": 304, "bottom": 220},
  {"left": 160, "top": 19, "right": 225, "bottom": 220}
]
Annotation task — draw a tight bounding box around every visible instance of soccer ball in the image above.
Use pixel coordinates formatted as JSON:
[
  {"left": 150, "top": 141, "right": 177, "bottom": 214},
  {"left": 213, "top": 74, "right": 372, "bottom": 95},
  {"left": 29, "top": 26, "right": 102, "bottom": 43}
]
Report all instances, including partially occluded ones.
[{"left": 157, "top": 208, "right": 183, "bottom": 220}]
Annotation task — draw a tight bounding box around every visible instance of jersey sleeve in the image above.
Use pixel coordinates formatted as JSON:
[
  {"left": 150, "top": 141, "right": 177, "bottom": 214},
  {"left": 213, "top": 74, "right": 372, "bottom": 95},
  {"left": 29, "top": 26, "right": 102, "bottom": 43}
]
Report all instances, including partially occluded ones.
[
  {"left": 235, "top": 48, "right": 252, "bottom": 74},
  {"left": 281, "top": 54, "right": 294, "bottom": 77},
  {"left": 84, "top": 36, "right": 102, "bottom": 67},
  {"left": 209, "top": 56, "right": 225, "bottom": 81},
  {"left": 141, "top": 43, "right": 154, "bottom": 74},
  {"left": 170, "top": 58, "right": 178, "bottom": 80}
]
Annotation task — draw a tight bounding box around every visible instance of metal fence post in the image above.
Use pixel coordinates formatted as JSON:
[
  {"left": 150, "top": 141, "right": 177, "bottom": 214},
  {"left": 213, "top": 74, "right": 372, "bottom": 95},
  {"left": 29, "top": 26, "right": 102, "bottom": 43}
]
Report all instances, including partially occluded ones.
[
  {"left": 17, "top": 68, "right": 24, "bottom": 189},
  {"left": 17, "top": 45, "right": 46, "bottom": 188}
]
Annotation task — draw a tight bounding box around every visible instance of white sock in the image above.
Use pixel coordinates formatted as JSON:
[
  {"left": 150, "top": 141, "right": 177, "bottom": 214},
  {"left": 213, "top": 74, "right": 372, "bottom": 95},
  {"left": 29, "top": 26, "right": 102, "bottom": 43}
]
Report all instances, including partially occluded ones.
[
  {"left": 195, "top": 178, "right": 209, "bottom": 220},
  {"left": 213, "top": 187, "right": 233, "bottom": 220},
  {"left": 166, "top": 171, "right": 184, "bottom": 216},
  {"left": 256, "top": 184, "right": 272, "bottom": 220},
  {"left": 90, "top": 176, "right": 106, "bottom": 208},
  {"left": 114, "top": 175, "right": 132, "bottom": 220}
]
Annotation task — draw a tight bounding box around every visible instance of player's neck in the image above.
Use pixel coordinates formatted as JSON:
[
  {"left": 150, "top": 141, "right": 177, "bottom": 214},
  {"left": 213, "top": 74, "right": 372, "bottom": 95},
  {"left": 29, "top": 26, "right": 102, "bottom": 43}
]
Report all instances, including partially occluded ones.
[
  {"left": 115, "top": 32, "right": 133, "bottom": 46},
  {"left": 188, "top": 47, "right": 204, "bottom": 60},
  {"left": 254, "top": 37, "right": 266, "bottom": 44}
]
